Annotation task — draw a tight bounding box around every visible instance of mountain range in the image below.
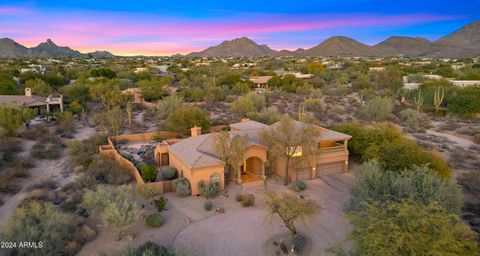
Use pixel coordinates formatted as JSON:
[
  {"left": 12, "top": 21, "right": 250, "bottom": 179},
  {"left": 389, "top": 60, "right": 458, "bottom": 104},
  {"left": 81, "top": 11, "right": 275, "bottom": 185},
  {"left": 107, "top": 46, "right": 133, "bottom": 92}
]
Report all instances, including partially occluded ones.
[
  {"left": 0, "top": 38, "right": 114, "bottom": 58},
  {"left": 187, "top": 21, "right": 480, "bottom": 58},
  {"left": 1, "top": 21, "right": 479, "bottom": 58}
]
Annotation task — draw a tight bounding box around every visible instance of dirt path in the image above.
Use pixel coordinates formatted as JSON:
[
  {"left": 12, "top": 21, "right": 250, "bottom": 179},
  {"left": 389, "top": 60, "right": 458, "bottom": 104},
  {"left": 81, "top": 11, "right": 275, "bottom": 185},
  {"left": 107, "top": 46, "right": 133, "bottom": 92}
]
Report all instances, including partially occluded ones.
[
  {"left": 0, "top": 124, "right": 96, "bottom": 230},
  {"left": 426, "top": 130, "right": 474, "bottom": 149}
]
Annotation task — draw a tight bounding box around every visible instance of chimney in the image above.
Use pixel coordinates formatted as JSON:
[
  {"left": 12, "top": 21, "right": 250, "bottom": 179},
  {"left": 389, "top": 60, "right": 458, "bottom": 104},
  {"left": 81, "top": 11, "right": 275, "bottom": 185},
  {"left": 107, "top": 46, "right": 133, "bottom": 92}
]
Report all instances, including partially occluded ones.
[
  {"left": 191, "top": 126, "right": 201, "bottom": 137},
  {"left": 25, "top": 88, "right": 32, "bottom": 97}
]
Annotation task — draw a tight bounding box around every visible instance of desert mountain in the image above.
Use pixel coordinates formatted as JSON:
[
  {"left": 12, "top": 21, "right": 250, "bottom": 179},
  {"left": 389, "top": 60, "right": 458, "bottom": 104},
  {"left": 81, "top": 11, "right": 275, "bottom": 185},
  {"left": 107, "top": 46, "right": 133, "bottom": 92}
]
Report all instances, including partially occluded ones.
[
  {"left": 187, "top": 37, "right": 276, "bottom": 57},
  {"left": 87, "top": 50, "right": 115, "bottom": 58},
  {"left": 29, "top": 39, "right": 83, "bottom": 57},
  {"left": 373, "top": 36, "right": 433, "bottom": 56},
  {"left": 0, "top": 38, "right": 115, "bottom": 58},
  {"left": 303, "top": 36, "right": 381, "bottom": 57},
  {"left": 0, "top": 38, "right": 29, "bottom": 58}
]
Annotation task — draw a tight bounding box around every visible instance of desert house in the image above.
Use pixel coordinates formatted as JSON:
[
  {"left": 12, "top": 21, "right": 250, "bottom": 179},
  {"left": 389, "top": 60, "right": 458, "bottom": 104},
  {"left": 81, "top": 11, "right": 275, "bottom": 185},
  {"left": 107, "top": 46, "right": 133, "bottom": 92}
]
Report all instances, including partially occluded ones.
[
  {"left": 154, "top": 119, "right": 351, "bottom": 195},
  {"left": 0, "top": 88, "right": 64, "bottom": 115},
  {"left": 249, "top": 76, "right": 272, "bottom": 91}
]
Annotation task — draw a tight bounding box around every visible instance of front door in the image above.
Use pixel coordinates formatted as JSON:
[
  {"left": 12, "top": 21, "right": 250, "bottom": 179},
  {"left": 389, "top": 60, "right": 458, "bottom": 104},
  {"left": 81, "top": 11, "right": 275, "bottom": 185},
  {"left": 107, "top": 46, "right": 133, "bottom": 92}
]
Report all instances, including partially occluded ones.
[{"left": 161, "top": 153, "right": 169, "bottom": 166}]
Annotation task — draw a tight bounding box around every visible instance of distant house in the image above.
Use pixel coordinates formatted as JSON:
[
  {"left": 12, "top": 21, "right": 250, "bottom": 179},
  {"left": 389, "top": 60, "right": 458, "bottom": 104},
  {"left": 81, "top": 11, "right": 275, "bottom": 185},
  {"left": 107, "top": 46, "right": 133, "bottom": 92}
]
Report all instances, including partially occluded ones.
[
  {"left": 249, "top": 76, "right": 272, "bottom": 90},
  {"left": 451, "top": 80, "right": 480, "bottom": 87},
  {"left": 134, "top": 67, "right": 149, "bottom": 73},
  {"left": 154, "top": 120, "right": 351, "bottom": 195},
  {"left": 274, "top": 70, "right": 313, "bottom": 80},
  {"left": 368, "top": 67, "right": 385, "bottom": 72},
  {"left": 0, "top": 88, "right": 64, "bottom": 114}
]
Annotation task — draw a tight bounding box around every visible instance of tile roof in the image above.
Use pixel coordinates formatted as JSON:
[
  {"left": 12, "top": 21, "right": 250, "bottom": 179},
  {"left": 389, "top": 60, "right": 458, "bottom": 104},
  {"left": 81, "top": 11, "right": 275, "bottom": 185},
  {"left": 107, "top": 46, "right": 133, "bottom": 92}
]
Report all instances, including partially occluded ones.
[{"left": 0, "top": 95, "right": 47, "bottom": 107}]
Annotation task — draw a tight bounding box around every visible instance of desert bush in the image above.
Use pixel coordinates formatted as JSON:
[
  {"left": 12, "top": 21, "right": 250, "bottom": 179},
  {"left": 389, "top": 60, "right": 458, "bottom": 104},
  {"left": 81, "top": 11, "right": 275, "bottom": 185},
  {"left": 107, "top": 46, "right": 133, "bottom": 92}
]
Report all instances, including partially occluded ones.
[
  {"left": 0, "top": 137, "right": 22, "bottom": 167},
  {"left": 167, "top": 106, "right": 210, "bottom": 132},
  {"left": 359, "top": 97, "right": 393, "bottom": 121},
  {"left": 82, "top": 185, "right": 140, "bottom": 235},
  {"left": 1, "top": 201, "right": 76, "bottom": 256},
  {"left": 73, "top": 224, "right": 97, "bottom": 244},
  {"left": 398, "top": 108, "right": 421, "bottom": 129},
  {"left": 120, "top": 241, "right": 176, "bottom": 256},
  {"left": 304, "top": 98, "right": 323, "bottom": 113},
  {"left": 146, "top": 213, "right": 164, "bottom": 228},
  {"left": 204, "top": 200, "right": 213, "bottom": 211},
  {"left": 474, "top": 134, "right": 480, "bottom": 144},
  {"left": 198, "top": 180, "right": 218, "bottom": 199},
  {"left": 31, "top": 136, "right": 66, "bottom": 159},
  {"left": 161, "top": 167, "right": 177, "bottom": 180},
  {"left": 229, "top": 96, "right": 256, "bottom": 118},
  {"left": 348, "top": 200, "right": 479, "bottom": 256},
  {"left": 140, "top": 165, "right": 158, "bottom": 182},
  {"left": 345, "top": 161, "right": 462, "bottom": 214},
  {"left": 153, "top": 197, "right": 167, "bottom": 212},
  {"left": 156, "top": 95, "right": 184, "bottom": 120},
  {"left": 20, "top": 124, "right": 49, "bottom": 140},
  {"left": 87, "top": 157, "right": 134, "bottom": 185},
  {"left": 294, "top": 181, "right": 307, "bottom": 192},
  {"left": 172, "top": 178, "right": 192, "bottom": 197},
  {"left": 0, "top": 105, "right": 33, "bottom": 137},
  {"left": 136, "top": 184, "right": 158, "bottom": 199},
  {"left": 241, "top": 194, "right": 255, "bottom": 207},
  {"left": 235, "top": 194, "right": 243, "bottom": 202},
  {"left": 255, "top": 106, "right": 282, "bottom": 125}
]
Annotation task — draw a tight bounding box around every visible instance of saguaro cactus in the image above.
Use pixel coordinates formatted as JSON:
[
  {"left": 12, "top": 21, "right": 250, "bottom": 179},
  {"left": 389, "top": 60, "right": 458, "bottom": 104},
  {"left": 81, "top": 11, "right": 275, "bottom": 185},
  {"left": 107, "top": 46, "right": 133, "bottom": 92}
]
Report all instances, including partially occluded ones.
[
  {"left": 433, "top": 87, "right": 444, "bottom": 113},
  {"left": 414, "top": 89, "right": 424, "bottom": 113}
]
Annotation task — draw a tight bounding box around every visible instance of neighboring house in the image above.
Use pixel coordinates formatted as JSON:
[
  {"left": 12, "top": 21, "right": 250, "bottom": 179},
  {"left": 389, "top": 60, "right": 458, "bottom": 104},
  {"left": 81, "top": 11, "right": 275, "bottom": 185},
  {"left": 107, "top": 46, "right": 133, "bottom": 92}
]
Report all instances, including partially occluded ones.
[
  {"left": 154, "top": 119, "right": 351, "bottom": 195},
  {"left": 249, "top": 76, "right": 272, "bottom": 91},
  {"left": 0, "top": 88, "right": 64, "bottom": 114},
  {"left": 274, "top": 70, "right": 313, "bottom": 80}
]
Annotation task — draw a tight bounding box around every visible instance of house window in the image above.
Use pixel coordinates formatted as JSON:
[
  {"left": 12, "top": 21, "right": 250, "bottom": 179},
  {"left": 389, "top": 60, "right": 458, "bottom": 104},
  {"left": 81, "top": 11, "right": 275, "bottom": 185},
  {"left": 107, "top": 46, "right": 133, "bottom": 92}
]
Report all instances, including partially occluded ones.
[
  {"left": 210, "top": 173, "right": 220, "bottom": 187},
  {"left": 288, "top": 146, "right": 303, "bottom": 157}
]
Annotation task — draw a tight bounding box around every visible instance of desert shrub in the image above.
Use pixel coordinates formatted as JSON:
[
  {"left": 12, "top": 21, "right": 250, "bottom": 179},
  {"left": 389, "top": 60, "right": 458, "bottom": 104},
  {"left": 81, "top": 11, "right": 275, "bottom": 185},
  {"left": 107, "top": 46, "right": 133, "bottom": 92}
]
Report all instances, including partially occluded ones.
[
  {"left": 345, "top": 161, "right": 462, "bottom": 214},
  {"left": 167, "top": 106, "right": 210, "bottom": 132},
  {"left": 161, "top": 167, "right": 177, "bottom": 180},
  {"left": 172, "top": 178, "right": 191, "bottom": 197},
  {"left": 0, "top": 105, "right": 33, "bottom": 137},
  {"left": 348, "top": 200, "right": 479, "bottom": 256},
  {"left": 31, "top": 136, "right": 66, "bottom": 159},
  {"left": 20, "top": 124, "right": 49, "bottom": 140},
  {"left": 120, "top": 242, "right": 176, "bottom": 256},
  {"left": 398, "top": 108, "right": 421, "bottom": 128},
  {"left": 58, "top": 111, "right": 75, "bottom": 134},
  {"left": 204, "top": 200, "right": 213, "bottom": 211},
  {"left": 198, "top": 180, "right": 218, "bottom": 199},
  {"left": 241, "top": 194, "right": 255, "bottom": 207},
  {"left": 304, "top": 98, "right": 323, "bottom": 113},
  {"left": 140, "top": 165, "right": 158, "bottom": 182},
  {"left": 136, "top": 184, "right": 158, "bottom": 199},
  {"left": 294, "top": 181, "right": 307, "bottom": 192},
  {"left": 229, "top": 96, "right": 256, "bottom": 118},
  {"left": 146, "top": 213, "right": 164, "bottom": 228},
  {"left": 359, "top": 97, "right": 393, "bottom": 121},
  {"left": 156, "top": 95, "right": 184, "bottom": 120},
  {"left": 1, "top": 201, "right": 76, "bottom": 256},
  {"left": 473, "top": 134, "right": 480, "bottom": 144},
  {"left": 448, "top": 87, "right": 480, "bottom": 115},
  {"left": 87, "top": 157, "right": 133, "bottom": 185},
  {"left": 0, "top": 137, "right": 22, "bottom": 167},
  {"left": 235, "top": 194, "right": 243, "bottom": 202},
  {"left": 82, "top": 185, "right": 140, "bottom": 235},
  {"left": 153, "top": 197, "right": 167, "bottom": 212},
  {"left": 73, "top": 224, "right": 97, "bottom": 244},
  {"left": 255, "top": 106, "right": 282, "bottom": 125}
]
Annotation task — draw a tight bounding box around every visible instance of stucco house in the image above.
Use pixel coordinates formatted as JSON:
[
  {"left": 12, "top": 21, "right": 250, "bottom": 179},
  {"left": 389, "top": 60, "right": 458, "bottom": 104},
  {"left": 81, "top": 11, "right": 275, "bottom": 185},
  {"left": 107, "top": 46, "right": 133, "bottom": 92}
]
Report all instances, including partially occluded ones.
[
  {"left": 0, "top": 88, "right": 64, "bottom": 114},
  {"left": 154, "top": 119, "right": 351, "bottom": 195}
]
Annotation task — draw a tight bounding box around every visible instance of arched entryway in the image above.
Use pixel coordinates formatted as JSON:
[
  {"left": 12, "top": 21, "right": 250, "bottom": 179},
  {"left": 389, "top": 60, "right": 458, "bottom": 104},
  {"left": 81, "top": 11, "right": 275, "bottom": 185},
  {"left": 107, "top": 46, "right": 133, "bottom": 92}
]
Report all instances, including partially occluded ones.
[{"left": 240, "top": 156, "right": 264, "bottom": 183}]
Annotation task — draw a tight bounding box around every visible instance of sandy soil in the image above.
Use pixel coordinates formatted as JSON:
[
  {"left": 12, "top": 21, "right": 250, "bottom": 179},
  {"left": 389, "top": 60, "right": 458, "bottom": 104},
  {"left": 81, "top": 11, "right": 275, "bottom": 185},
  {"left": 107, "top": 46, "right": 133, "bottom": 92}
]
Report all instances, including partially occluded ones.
[
  {"left": 426, "top": 130, "right": 474, "bottom": 149},
  {"left": 78, "top": 173, "right": 354, "bottom": 256},
  {"left": 0, "top": 123, "right": 96, "bottom": 230}
]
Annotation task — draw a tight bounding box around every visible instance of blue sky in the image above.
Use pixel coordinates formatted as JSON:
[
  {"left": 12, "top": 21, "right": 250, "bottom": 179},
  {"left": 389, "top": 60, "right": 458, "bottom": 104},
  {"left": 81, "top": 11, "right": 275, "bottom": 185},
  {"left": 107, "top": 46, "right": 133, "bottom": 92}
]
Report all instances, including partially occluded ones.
[{"left": 0, "top": 0, "right": 478, "bottom": 55}]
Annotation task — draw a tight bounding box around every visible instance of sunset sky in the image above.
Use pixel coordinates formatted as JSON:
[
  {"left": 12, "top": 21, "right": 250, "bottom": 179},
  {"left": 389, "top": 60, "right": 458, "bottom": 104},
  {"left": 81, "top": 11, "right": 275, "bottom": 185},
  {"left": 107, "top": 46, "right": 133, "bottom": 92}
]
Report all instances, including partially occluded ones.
[{"left": 1, "top": 1, "right": 479, "bottom": 56}]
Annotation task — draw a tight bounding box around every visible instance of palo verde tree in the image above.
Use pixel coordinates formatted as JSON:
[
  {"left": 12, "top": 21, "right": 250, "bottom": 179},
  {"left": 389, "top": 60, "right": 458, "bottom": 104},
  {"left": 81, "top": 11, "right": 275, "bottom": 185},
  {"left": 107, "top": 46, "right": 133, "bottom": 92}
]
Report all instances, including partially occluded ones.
[
  {"left": 264, "top": 191, "right": 317, "bottom": 252},
  {"left": 212, "top": 131, "right": 248, "bottom": 185},
  {"left": 0, "top": 105, "right": 34, "bottom": 137},
  {"left": 259, "top": 116, "right": 319, "bottom": 185}
]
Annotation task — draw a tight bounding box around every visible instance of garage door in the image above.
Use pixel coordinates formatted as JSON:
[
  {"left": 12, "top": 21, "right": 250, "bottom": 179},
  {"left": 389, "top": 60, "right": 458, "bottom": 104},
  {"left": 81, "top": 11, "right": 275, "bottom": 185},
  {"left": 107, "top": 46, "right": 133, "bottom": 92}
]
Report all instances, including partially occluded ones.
[
  {"left": 296, "top": 168, "right": 312, "bottom": 180},
  {"left": 316, "top": 161, "right": 344, "bottom": 177}
]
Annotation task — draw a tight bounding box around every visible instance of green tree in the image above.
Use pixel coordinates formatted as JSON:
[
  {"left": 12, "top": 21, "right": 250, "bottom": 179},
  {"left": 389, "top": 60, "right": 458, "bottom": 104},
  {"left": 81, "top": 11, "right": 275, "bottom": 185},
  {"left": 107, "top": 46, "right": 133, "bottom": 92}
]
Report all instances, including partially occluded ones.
[
  {"left": 229, "top": 96, "right": 256, "bottom": 118},
  {"left": 0, "top": 105, "right": 34, "bottom": 136},
  {"left": 212, "top": 131, "right": 248, "bottom": 184},
  {"left": 448, "top": 87, "right": 480, "bottom": 115},
  {"left": 25, "top": 78, "right": 53, "bottom": 97},
  {"left": 259, "top": 116, "right": 319, "bottom": 185},
  {"left": 264, "top": 191, "right": 317, "bottom": 252},
  {"left": 166, "top": 106, "right": 210, "bottom": 132},
  {"left": 359, "top": 97, "right": 393, "bottom": 121},
  {"left": 96, "top": 107, "right": 125, "bottom": 136},
  {"left": 82, "top": 185, "right": 140, "bottom": 240},
  {"left": 138, "top": 77, "right": 170, "bottom": 102},
  {"left": 90, "top": 68, "right": 117, "bottom": 79},
  {"left": 0, "top": 71, "right": 19, "bottom": 95},
  {"left": 373, "top": 66, "right": 402, "bottom": 93},
  {"left": 156, "top": 95, "right": 184, "bottom": 119},
  {"left": 1, "top": 201, "right": 75, "bottom": 256},
  {"left": 345, "top": 161, "right": 462, "bottom": 214},
  {"left": 349, "top": 200, "right": 479, "bottom": 256}
]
